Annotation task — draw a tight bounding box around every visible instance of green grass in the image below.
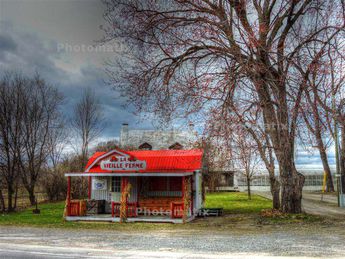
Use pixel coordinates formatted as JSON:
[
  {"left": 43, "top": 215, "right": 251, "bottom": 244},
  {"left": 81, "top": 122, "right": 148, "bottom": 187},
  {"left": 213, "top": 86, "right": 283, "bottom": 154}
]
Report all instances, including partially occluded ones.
[
  {"left": 0, "top": 192, "right": 272, "bottom": 230},
  {"left": 0, "top": 202, "right": 171, "bottom": 230},
  {"left": 205, "top": 192, "right": 272, "bottom": 213},
  {"left": 0, "top": 202, "right": 68, "bottom": 228}
]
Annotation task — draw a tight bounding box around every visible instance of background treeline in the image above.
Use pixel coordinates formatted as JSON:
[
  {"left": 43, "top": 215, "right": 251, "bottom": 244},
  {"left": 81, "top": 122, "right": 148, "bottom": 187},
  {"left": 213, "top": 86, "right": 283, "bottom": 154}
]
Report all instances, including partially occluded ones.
[{"left": 0, "top": 72, "right": 108, "bottom": 212}]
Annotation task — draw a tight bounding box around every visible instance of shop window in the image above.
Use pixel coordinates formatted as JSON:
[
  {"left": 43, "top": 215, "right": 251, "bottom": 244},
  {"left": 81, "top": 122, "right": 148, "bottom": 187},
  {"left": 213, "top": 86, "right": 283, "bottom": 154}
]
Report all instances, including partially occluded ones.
[
  {"left": 169, "top": 177, "right": 182, "bottom": 191},
  {"left": 169, "top": 142, "right": 183, "bottom": 150},
  {"left": 139, "top": 142, "right": 152, "bottom": 150},
  {"left": 149, "top": 177, "right": 167, "bottom": 191},
  {"left": 111, "top": 177, "right": 121, "bottom": 192}
]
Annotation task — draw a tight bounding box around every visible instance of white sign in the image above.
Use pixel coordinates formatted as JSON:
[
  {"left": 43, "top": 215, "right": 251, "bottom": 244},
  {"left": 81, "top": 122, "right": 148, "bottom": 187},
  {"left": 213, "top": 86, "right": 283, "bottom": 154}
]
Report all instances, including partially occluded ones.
[
  {"left": 100, "top": 156, "right": 146, "bottom": 171},
  {"left": 92, "top": 178, "right": 107, "bottom": 190}
]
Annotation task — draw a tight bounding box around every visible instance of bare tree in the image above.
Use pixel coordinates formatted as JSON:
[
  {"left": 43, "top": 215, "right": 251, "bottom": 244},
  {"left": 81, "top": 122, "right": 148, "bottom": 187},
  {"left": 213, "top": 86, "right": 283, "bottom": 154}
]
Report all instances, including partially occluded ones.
[
  {"left": 242, "top": 119, "right": 279, "bottom": 208},
  {"left": 103, "top": 0, "right": 344, "bottom": 212},
  {"left": 233, "top": 132, "right": 261, "bottom": 200},
  {"left": 0, "top": 172, "right": 6, "bottom": 212},
  {"left": 301, "top": 87, "right": 335, "bottom": 192},
  {"left": 93, "top": 139, "right": 119, "bottom": 152},
  {"left": 299, "top": 38, "right": 345, "bottom": 191},
  {"left": 206, "top": 110, "right": 279, "bottom": 206},
  {"left": 71, "top": 88, "right": 105, "bottom": 168},
  {"left": 41, "top": 108, "right": 67, "bottom": 202},
  {"left": 196, "top": 137, "right": 232, "bottom": 192},
  {"left": 0, "top": 72, "right": 64, "bottom": 208},
  {"left": 19, "top": 74, "right": 64, "bottom": 205}
]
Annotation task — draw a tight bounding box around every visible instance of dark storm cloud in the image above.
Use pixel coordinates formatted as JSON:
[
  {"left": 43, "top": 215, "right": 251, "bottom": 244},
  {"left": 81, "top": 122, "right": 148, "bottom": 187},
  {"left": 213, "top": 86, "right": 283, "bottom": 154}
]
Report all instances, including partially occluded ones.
[
  {"left": 0, "top": 21, "right": 153, "bottom": 140},
  {"left": 0, "top": 21, "right": 67, "bottom": 81}
]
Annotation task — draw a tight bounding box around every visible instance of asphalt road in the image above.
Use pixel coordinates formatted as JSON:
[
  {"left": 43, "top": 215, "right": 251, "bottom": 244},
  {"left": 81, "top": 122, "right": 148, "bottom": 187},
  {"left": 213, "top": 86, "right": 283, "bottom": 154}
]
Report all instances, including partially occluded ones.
[{"left": 0, "top": 225, "right": 345, "bottom": 258}]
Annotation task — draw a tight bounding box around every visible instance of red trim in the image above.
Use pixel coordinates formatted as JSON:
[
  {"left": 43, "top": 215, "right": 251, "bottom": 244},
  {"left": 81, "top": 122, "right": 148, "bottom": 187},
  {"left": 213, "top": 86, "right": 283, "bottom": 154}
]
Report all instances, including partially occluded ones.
[
  {"left": 69, "top": 201, "right": 81, "bottom": 216},
  {"left": 112, "top": 202, "right": 137, "bottom": 217},
  {"left": 171, "top": 202, "right": 184, "bottom": 218},
  {"left": 182, "top": 176, "right": 185, "bottom": 200},
  {"left": 181, "top": 176, "right": 185, "bottom": 218},
  {"left": 67, "top": 176, "right": 71, "bottom": 216},
  {"left": 190, "top": 175, "right": 193, "bottom": 215}
]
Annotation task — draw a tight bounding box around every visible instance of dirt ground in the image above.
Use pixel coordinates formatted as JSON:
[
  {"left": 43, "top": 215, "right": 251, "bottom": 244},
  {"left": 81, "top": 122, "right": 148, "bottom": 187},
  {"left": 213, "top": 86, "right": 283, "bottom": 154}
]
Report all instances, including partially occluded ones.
[
  {"left": 1, "top": 192, "right": 344, "bottom": 258},
  {"left": 1, "top": 216, "right": 345, "bottom": 258},
  {"left": 255, "top": 191, "right": 345, "bottom": 219}
]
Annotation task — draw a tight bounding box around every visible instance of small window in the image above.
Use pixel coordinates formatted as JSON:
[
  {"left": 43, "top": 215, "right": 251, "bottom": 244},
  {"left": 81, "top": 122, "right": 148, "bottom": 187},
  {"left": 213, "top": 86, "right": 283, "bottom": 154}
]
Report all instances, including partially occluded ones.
[
  {"left": 111, "top": 177, "right": 121, "bottom": 192},
  {"left": 139, "top": 142, "right": 152, "bottom": 150},
  {"left": 169, "top": 142, "right": 183, "bottom": 150}
]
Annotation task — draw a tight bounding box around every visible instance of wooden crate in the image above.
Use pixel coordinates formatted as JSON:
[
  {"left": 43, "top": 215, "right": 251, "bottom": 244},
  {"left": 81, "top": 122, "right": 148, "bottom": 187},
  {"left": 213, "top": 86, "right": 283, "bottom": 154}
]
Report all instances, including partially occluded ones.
[{"left": 86, "top": 200, "right": 105, "bottom": 215}]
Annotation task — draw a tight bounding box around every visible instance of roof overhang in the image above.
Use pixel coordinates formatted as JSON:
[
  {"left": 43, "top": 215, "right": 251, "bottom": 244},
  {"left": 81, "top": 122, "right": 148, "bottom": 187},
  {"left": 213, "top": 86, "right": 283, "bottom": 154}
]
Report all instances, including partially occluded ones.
[{"left": 65, "top": 172, "right": 194, "bottom": 177}]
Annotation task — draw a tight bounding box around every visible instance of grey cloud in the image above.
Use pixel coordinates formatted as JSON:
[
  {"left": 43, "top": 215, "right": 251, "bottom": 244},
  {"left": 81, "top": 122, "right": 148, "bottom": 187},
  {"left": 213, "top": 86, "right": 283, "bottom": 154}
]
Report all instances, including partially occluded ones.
[
  {"left": 0, "top": 34, "right": 17, "bottom": 51},
  {"left": 0, "top": 21, "right": 154, "bottom": 141}
]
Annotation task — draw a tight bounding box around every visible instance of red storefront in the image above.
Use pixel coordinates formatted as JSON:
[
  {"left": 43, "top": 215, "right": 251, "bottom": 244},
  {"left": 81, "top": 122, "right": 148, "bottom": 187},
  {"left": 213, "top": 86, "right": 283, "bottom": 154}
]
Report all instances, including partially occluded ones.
[{"left": 65, "top": 148, "right": 203, "bottom": 223}]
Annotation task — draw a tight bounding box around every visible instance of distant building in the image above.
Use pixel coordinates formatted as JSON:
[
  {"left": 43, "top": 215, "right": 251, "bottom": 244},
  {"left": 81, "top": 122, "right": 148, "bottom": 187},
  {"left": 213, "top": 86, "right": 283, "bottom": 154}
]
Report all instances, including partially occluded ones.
[
  {"left": 236, "top": 168, "right": 338, "bottom": 192},
  {"left": 119, "top": 123, "right": 197, "bottom": 150}
]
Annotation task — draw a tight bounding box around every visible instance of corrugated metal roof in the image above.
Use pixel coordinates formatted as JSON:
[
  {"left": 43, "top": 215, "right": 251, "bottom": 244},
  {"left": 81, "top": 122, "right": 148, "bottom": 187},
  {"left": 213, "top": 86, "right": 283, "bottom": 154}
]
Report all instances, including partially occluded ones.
[{"left": 85, "top": 149, "right": 203, "bottom": 173}]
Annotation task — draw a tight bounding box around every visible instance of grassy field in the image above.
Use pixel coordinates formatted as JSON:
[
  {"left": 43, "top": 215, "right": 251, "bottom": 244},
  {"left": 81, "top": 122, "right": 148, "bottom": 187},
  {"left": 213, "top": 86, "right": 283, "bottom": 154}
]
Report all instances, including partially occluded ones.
[
  {"left": 205, "top": 192, "right": 271, "bottom": 213},
  {"left": 1, "top": 192, "right": 312, "bottom": 230}
]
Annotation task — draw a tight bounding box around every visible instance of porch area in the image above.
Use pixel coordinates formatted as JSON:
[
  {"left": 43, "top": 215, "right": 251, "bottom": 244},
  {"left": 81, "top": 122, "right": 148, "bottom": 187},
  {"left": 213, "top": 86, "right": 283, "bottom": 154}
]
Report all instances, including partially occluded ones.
[{"left": 65, "top": 174, "right": 197, "bottom": 223}]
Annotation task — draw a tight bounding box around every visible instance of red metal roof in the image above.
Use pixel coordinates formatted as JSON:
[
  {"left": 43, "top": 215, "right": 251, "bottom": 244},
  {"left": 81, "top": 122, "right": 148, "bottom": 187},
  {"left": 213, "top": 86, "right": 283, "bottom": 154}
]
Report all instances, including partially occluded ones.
[{"left": 84, "top": 149, "right": 203, "bottom": 174}]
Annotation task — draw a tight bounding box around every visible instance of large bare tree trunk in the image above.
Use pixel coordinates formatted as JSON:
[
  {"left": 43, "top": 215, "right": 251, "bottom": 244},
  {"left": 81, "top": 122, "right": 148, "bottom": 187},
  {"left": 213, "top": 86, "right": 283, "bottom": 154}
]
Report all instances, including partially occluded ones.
[
  {"left": 7, "top": 186, "right": 14, "bottom": 212},
  {"left": 270, "top": 176, "right": 280, "bottom": 210},
  {"left": 0, "top": 189, "right": 5, "bottom": 213},
  {"left": 28, "top": 187, "right": 36, "bottom": 206},
  {"left": 13, "top": 184, "right": 18, "bottom": 210},
  {"left": 280, "top": 162, "right": 305, "bottom": 213}
]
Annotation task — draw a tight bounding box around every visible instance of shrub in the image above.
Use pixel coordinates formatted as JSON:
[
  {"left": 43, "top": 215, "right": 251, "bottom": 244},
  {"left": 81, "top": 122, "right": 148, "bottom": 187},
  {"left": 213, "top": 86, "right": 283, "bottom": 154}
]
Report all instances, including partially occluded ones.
[{"left": 42, "top": 169, "right": 67, "bottom": 201}]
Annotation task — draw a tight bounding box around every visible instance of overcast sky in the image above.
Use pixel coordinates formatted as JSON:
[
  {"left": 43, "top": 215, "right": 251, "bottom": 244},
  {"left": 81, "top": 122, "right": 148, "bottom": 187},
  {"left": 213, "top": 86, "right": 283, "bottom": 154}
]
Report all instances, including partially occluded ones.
[
  {"left": 0, "top": 0, "right": 155, "bottom": 143},
  {"left": 0, "top": 0, "right": 335, "bottom": 169}
]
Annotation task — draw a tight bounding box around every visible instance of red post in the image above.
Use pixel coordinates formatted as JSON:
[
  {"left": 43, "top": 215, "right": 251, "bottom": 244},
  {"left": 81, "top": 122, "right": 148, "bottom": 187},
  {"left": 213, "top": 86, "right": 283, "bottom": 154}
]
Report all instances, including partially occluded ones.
[
  {"left": 137, "top": 177, "right": 140, "bottom": 203},
  {"left": 124, "top": 177, "right": 128, "bottom": 213},
  {"left": 67, "top": 176, "right": 71, "bottom": 216},
  {"left": 120, "top": 177, "right": 128, "bottom": 218},
  {"left": 181, "top": 176, "right": 185, "bottom": 201},
  {"left": 111, "top": 202, "right": 114, "bottom": 217},
  {"left": 182, "top": 176, "right": 185, "bottom": 218},
  {"left": 88, "top": 176, "right": 92, "bottom": 199},
  {"left": 190, "top": 175, "right": 193, "bottom": 216}
]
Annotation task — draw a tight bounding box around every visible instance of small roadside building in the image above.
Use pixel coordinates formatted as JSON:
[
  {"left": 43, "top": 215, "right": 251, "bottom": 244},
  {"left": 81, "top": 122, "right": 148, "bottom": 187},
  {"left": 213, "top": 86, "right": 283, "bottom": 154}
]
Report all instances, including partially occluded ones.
[{"left": 65, "top": 148, "right": 203, "bottom": 223}]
